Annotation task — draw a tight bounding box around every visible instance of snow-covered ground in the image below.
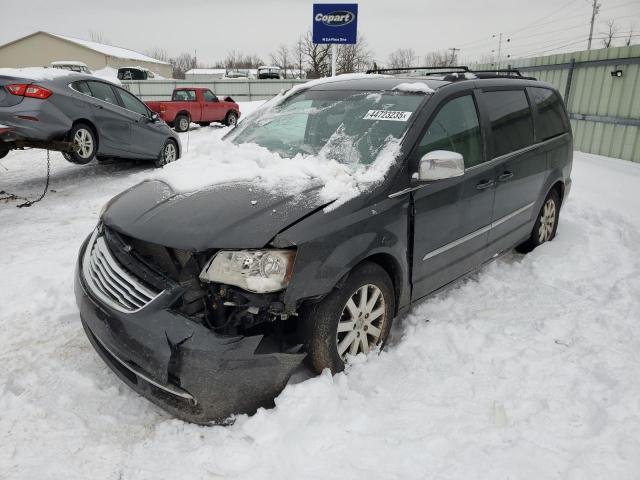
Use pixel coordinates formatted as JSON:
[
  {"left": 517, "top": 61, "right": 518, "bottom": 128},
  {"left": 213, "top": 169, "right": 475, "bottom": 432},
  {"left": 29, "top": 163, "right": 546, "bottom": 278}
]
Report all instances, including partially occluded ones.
[{"left": 1, "top": 104, "right": 639, "bottom": 479}]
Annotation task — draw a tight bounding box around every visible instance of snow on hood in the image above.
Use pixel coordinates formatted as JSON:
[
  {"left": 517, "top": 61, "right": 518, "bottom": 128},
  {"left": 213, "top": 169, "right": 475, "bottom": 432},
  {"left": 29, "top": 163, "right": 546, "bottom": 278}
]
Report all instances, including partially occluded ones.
[
  {"left": 150, "top": 135, "right": 402, "bottom": 212},
  {"left": 0, "top": 67, "right": 80, "bottom": 81},
  {"left": 393, "top": 82, "right": 435, "bottom": 94}
]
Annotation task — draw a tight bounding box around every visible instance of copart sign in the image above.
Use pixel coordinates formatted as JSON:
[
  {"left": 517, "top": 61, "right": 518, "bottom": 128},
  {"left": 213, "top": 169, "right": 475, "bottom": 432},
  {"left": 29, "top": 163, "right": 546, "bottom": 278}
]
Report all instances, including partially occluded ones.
[{"left": 313, "top": 3, "right": 358, "bottom": 44}]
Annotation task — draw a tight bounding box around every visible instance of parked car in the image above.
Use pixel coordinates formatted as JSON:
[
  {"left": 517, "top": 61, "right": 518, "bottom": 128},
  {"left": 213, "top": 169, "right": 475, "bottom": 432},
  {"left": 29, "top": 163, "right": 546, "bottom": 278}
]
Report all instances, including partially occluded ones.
[
  {"left": 257, "top": 65, "right": 281, "bottom": 79},
  {"left": 117, "top": 66, "right": 156, "bottom": 81},
  {"left": 75, "top": 69, "right": 572, "bottom": 424},
  {"left": 145, "top": 87, "right": 240, "bottom": 132},
  {"left": 0, "top": 70, "right": 180, "bottom": 167},
  {"left": 51, "top": 61, "right": 92, "bottom": 74}
]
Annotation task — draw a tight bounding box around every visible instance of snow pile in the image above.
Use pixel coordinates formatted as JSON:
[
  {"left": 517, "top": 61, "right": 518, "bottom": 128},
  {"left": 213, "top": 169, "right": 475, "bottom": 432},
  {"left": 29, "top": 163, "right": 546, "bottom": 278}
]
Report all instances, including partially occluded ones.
[
  {"left": 91, "top": 66, "right": 122, "bottom": 85},
  {"left": 152, "top": 129, "right": 402, "bottom": 210},
  {"left": 0, "top": 67, "right": 79, "bottom": 81},
  {"left": 393, "top": 81, "right": 435, "bottom": 94}
]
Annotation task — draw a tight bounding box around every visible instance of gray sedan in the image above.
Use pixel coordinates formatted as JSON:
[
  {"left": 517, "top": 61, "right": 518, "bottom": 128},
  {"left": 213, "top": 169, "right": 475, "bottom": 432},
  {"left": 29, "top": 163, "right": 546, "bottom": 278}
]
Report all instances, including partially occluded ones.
[{"left": 0, "top": 70, "right": 180, "bottom": 167}]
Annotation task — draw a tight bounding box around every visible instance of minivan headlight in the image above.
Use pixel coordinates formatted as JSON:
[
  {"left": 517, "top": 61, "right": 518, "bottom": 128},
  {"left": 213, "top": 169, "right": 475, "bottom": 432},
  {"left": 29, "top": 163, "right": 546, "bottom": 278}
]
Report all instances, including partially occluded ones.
[{"left": 200, "top": 250, "right": 296, "bottom": 293}]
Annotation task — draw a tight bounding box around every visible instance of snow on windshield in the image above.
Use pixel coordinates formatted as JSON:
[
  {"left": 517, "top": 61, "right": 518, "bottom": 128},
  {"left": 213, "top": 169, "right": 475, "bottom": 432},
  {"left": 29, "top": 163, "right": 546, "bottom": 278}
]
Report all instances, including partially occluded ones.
[{"left": 151, "top": 82, "right": 422, "bottom": 211}]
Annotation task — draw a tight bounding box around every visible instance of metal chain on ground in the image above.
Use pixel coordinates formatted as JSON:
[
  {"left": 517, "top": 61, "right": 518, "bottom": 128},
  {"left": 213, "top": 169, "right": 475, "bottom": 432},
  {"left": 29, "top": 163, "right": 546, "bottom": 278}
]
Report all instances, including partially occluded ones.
[{"left": 0, "top": 150, "right": 52, "bottom": 208}]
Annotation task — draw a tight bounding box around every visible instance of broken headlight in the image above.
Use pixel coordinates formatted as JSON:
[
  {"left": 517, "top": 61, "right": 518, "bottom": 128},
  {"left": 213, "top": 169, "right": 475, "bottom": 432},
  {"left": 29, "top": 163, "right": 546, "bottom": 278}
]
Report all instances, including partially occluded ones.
[{"left": 200, "top": 250, "right": 296, "bottom": 293}]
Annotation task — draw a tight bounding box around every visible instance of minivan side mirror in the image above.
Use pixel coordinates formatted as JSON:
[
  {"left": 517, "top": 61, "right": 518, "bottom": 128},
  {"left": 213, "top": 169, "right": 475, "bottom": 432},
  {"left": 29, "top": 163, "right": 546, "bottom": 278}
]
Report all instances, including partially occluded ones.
[
  {"left": 149, "top": 112, "right": 160, "bottom": 122},
  {"left": 417, "top": 150, "right": 465, "bottom": 182}
]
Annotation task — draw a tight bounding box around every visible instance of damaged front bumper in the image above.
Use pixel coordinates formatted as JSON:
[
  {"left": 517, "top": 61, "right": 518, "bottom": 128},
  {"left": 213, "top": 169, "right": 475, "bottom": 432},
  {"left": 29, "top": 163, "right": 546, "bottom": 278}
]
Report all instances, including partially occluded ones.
[{"left": 74, "top": 234, "right": 305, "bottom": 425}]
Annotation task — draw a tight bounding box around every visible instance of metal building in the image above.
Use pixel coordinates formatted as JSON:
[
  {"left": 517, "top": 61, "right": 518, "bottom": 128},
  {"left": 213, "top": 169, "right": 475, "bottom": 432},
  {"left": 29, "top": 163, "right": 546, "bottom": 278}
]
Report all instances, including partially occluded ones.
[{"left": 0, "top": 31, "right": 173, "bottom": 78}]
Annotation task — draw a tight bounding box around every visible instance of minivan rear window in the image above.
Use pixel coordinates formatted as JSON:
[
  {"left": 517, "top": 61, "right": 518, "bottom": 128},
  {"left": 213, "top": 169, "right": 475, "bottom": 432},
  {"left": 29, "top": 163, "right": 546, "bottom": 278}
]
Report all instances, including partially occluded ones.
[
  {"left": 530, "top": 87, "right": 568, "bottom": 141},
  {"left": 484, "top": 90, "right": 534, "bottom": 158}
]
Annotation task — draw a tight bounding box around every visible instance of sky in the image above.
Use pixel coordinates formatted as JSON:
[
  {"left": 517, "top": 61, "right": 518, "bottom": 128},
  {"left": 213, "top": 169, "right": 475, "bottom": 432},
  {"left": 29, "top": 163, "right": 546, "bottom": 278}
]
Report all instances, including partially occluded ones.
[{"left": 0, "top": 0, "right": 638, "bottom": 66}]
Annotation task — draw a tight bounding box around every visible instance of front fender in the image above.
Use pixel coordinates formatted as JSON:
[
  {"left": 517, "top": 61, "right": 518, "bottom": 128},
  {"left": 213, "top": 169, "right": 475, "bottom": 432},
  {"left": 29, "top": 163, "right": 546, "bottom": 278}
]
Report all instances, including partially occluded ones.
[{"left": 279, "top": 195, "right": 411, "bottom": 312}]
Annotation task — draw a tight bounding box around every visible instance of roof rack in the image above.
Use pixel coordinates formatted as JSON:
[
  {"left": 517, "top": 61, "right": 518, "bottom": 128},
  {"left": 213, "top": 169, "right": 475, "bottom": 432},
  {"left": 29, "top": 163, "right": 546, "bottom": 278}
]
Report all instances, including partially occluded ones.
[
  {"left": 366, "top": 66, "right": 470, "bottom": 74},
  {"left": 365, "top": 66, "right": 537, "bottom": 81}
]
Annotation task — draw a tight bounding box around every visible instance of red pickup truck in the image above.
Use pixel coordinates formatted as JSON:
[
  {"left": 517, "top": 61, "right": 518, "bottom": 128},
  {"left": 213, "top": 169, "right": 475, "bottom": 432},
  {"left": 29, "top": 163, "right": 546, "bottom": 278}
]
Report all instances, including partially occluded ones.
[{"left": 146, "top": 88, "right": 240, "bottom": 132}]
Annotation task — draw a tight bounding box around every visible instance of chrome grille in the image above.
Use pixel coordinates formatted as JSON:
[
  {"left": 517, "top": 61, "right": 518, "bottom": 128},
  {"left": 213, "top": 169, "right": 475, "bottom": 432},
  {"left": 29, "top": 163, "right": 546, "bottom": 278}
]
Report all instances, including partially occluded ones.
[{"left": 82, "top": 229, "right": 162, "bottom": 312}]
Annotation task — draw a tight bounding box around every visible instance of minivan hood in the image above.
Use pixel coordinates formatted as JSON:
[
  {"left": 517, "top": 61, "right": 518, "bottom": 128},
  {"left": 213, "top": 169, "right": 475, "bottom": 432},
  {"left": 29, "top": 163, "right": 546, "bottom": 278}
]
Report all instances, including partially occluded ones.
[{"left": 102, "top": 180, "right": 328, "bottom": 251}]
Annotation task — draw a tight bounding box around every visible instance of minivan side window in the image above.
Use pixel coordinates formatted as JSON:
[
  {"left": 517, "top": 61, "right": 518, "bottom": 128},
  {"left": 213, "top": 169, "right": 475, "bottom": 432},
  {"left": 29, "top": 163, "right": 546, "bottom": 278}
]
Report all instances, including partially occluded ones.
[
  {"left": 484, "top": 90, "right": 534, "bottom": 158},
  {"left": 530, "top": 87, "right": 568, "bottom": 141},
  {"left": 416, "top": 95, "right": 483, "bottom": 168},
  {"left": 86, "top": 81, "right": 119, "bottom": 106}
]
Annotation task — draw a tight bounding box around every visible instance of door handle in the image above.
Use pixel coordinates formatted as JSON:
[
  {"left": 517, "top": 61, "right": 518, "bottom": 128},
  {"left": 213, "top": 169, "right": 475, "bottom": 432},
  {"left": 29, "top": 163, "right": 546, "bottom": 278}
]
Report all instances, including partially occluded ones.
[
  {"left": 92, "top": 104, "right": 103, "bottom": 109},
  {"left": 476, "top": 180, "right": 495, "bottom": 190},
  {"left": 498, "top": 171, "right": 514, "bottom": 182}
]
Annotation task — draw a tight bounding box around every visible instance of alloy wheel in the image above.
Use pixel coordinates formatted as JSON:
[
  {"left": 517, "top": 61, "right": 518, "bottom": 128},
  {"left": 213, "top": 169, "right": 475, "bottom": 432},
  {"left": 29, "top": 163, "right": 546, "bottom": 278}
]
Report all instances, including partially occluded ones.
[
  {"left": 74, "top": 128, "right": 94, "bottom": 159},
  {"left": 162, "top": 142, "right": 177, "bottom": 165},
  {"left": 179, "top": 117, "right": 189, "bottom": 131},
  {"left": 336, "top": 284, "right": 386, "bottom": 360},
  {"left": 538, "top": 198, "right": 556, "bottom": 242}
]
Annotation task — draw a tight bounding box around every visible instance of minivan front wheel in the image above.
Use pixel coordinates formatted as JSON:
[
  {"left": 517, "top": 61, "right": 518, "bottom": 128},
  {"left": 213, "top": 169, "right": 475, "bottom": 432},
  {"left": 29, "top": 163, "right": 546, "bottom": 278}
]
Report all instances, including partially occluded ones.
[
  {"left": 518, "top": 189, "right": 560, "bottom": 252},
  {"left": 305, "top": 262, "right": 395, "bottom": 374},
  {"left": 63, "top": 123, "right": 96, "bottom": 164}
]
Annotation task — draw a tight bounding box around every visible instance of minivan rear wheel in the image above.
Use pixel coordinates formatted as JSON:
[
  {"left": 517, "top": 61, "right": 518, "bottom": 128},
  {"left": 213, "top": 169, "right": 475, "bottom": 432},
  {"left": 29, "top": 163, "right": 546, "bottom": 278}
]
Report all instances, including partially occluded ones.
[
  {"left": 517, "top": 189, "right": 560, "bottom": 253},
  {"left": 63, "top": 123, "right": 96, "bottom": 164},
  {"left": 304, "top": 262, "right": 395, "bottom": 374}
]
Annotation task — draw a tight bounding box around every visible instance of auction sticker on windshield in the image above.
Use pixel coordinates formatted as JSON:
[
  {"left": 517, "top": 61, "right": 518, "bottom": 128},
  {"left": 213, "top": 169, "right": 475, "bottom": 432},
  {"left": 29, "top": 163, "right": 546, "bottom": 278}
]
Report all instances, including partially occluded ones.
[{"left": 363, "top": 110, "right": 412, "bottom": 121}]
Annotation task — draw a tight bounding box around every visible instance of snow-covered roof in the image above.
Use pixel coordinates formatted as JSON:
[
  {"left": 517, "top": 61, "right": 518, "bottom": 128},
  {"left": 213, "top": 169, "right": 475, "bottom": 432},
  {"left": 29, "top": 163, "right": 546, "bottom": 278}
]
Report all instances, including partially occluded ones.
[
  {"left": 185, "top": 69, "right": 227, "bottom": 75},
  {"left": 46, "top": 32, "right": 170, "bottom": 65},
  {"left": 51, "top": 60, "right": 88, "bottom": 67}
]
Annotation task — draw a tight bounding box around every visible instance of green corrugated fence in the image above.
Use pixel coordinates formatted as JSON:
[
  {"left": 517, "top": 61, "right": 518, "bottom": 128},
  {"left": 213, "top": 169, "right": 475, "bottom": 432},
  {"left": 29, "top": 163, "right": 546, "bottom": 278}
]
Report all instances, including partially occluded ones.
[{"left": 477, "top": 44, "right": 640, "bottom": 162}]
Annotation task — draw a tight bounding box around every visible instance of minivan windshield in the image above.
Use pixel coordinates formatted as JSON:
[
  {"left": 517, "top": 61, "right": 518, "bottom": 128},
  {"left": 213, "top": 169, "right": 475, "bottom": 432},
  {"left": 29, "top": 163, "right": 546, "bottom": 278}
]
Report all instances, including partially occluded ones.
[{"left": 226, "top": 89, "right": 426, "bottom": 166}]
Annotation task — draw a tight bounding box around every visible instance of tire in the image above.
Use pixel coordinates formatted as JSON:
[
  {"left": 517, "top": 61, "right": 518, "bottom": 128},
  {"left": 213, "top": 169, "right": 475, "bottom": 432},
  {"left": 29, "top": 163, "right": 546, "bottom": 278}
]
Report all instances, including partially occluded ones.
[
  {"left": 517, "top": 189, "right": 560, "bottom": 253},
  {"left": 154, "top": 139, "right": 178, "bottom": 168},
  {"left": 224, "top": 111, "right": 238, "bottom": 127},
  {"left": 304, "top": 262, "right": 396, "bottom": 374},
  {"left": 198, "top": 122, "right": 211, "bottom": 127},
  {"left": 174, "top": 114, "right": 190, "bottom": 132},
  {"left": 0, "top": 145, "right": 8, "bottom": 160},
  {"left": 62, "top": 123, "right": 97, "bottom": 165}
]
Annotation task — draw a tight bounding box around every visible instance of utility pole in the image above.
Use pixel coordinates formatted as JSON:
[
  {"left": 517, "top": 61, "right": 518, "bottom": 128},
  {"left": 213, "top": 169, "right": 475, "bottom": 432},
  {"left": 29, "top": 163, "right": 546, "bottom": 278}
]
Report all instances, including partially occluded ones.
[
  {"left": 587, "top": 0, "right": 601, "bottom": 50},
  {"left": 448, "top": 47, "right": 460, "bottom": 66}
]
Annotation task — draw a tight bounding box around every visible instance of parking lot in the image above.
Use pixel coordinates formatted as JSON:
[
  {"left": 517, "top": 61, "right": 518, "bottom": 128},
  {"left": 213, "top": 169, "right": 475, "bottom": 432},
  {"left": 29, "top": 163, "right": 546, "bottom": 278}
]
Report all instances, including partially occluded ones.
[{"left": 1, "top": 96, "right": 639, "bottom": 478}]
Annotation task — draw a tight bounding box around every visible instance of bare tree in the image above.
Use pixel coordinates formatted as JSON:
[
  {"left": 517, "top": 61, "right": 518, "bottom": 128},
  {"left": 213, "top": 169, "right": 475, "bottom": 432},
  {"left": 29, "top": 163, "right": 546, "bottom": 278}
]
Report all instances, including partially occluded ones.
[
  {"left": 301, "top": 31, "right": 331, "bottom": 78},
  {"left": 387, "top": 48, "right": 416, "bottom": 70},
  {"left": 270, "top": 45, "right": 291, "bottom": 78},
  {"left": 223, "top": 50, "right": 263, "bottom": 69},
  {"left": 337, "top": 33, "right": 373, "bottom": 73},
  {"left": 625, "top": 23, "right": 635, "bottom": 46},
  {"left": 601, "top": 20, "right": 618, "bottom": 48},
  {"left": 293, "top": 37, "right": 305, "bottom": 78},
  {"left": 423, "top": 50, "right": 456, "bottom": 67},
  {"left": 144, "top": 48, "right": 170, "bottom": 63},
  {"left": 171, "top": 53, "right": 198, "bottom": 79},
  {"left": 89, "top": 30, "right": 110, "bottom": 45}
]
